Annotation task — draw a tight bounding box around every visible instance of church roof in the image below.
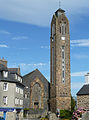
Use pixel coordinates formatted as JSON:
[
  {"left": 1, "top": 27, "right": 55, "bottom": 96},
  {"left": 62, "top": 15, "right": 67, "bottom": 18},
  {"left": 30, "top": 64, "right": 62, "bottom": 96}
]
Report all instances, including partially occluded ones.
[
  {"left": 23, "top": 69, "right": 49, "bottom": 83},
  {"left": 77, "top": 84, "right": 89, "bottom": 95}
]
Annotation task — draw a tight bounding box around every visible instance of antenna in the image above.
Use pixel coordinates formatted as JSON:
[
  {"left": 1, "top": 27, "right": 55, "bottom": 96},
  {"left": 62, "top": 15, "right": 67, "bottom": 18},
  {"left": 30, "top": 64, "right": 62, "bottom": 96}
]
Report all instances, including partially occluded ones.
[{"left": 59, "top": 0, "right": 61, "bottom": 8}]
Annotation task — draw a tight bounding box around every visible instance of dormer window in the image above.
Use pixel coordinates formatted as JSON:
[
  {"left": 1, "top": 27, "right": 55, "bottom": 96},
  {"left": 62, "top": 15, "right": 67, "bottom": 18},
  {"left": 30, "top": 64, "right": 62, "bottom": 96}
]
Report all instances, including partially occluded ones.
[
  {"left": 15, "top": 74, "right": 17, "bottom": 79},
  {"left": 3, "top": 71, "right": 8, "bottom": 78},
  {"left": 18, "top": 76, "right": 20, "bottom": 81},
  {"left": 20, "top": 78, "right": 22, "bottom": 83}
]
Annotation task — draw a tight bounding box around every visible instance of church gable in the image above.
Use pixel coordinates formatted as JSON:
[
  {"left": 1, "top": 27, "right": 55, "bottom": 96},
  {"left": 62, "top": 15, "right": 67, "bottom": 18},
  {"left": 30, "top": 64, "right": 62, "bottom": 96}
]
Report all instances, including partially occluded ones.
[{"left": 23, "top": 69, "right": 50, "bottom": 110}]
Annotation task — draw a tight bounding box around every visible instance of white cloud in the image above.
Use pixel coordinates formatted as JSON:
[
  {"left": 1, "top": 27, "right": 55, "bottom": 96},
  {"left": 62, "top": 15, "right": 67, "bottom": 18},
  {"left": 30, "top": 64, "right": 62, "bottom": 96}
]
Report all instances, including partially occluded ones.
[
  {"left": 0, "top": 44, "right": 8, "bottom": 48},
  {"left": 73, "top": 54, "right": 89, "bottom": 60},
  {"left": 0, "top": 0, "right": 89, "bottom": 26},
  {"left": 41, "top": 46, "right": 50, "bottom": 49},
  {"left": 0, "top": 30, "right": 11, "bottom": 35},
  {"left": 12, "top": 36, "right": 28, "bottom": 40},
  {"left": 20, "top": 63, "right": 47, "bottom": 68},
  {"left": 71, "top": 39, "right": 89, "bottom": 47},
  {"left": 9, "top": 62, "right": 49, "bottom": 75},
  {"left": 71, "top": 71, "right": 89, "bottom": 77}
]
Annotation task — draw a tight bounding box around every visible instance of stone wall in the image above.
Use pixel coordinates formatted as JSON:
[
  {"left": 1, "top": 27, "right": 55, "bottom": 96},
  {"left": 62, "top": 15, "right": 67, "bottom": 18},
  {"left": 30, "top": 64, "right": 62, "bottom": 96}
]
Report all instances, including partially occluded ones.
[
  {"left": 48, "top": 113, "right": 57, "bottom": 120},
  {"left": 82, "top": 112, "right": 89, "bottom": 120},
  {"left": 77, "top": 95, "right": 89, "bottom": 109}
]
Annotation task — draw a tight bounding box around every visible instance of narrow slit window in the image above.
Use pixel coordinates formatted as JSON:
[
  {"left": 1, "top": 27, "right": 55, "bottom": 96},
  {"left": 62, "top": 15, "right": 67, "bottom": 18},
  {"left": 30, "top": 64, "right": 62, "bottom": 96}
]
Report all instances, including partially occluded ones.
[
  {"left": 52, "top": 47, "right": 54, "bottom": 84},
  {"left": 60, "top": 27, "right": 61, "bottom": 33},
  {"left": 62, "top": 24, "right": 65, "bottom": 35},
  {"left": 62, "top": 46, "right": 65, "bottom": 83}
]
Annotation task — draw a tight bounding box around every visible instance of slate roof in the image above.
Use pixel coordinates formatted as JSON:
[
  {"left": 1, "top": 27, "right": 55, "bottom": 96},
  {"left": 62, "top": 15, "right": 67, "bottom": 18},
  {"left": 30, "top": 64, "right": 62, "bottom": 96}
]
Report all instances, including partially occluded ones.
[
  {"left": 0, "top": 64, "right": 24, "bottom": 87},
  {"left": 23, "top": 69, "right": 49, "bottom": 83},
  {"left": 23, "top": 69, "right": 50, "bottom": 94},
  {"left": 77, "top": 84, "right": 89, "bottom": 95}
]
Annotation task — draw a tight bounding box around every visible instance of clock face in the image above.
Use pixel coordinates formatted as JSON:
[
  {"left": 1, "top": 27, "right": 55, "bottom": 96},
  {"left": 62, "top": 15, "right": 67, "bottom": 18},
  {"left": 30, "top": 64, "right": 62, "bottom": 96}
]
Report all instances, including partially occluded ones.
[
  {"left": 61, "top": 37, "right": 65, "bottom": 40},
  {"left": 52, "top": 38, "right": 54, "bottom": 42}
]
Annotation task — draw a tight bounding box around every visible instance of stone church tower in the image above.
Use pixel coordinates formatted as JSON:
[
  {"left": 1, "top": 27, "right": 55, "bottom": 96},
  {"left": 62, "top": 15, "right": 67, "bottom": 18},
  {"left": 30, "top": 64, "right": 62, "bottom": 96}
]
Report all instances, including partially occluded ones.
[{"left": 50, "top": 8, "right": 71, "bottom": 112}]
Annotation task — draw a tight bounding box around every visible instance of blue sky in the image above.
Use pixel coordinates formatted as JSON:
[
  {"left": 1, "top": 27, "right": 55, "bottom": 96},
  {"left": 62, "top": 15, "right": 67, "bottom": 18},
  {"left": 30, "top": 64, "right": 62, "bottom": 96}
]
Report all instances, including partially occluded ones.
[{"left": 0, "top": 0, "right": 89, "bottom": 96}]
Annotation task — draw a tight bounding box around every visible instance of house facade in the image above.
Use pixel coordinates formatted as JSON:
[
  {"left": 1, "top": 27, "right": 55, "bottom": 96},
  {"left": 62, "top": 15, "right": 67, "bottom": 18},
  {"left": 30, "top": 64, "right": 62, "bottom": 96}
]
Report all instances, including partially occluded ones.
[
  {"left": 0, "top": 58, "right": 24, "bottom": 120},
  {"left": 77, "top": 73, "right": 89, "bottom": 109}
]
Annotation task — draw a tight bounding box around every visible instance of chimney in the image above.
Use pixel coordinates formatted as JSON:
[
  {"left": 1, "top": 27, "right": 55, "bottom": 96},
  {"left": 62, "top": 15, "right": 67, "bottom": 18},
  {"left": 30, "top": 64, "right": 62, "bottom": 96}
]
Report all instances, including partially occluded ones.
[
  {"left": 0, "top": 57, "right": 7, "bottom": 67},
  {"left": 85, "top": 73, "right": 89, "bottom": 84}
]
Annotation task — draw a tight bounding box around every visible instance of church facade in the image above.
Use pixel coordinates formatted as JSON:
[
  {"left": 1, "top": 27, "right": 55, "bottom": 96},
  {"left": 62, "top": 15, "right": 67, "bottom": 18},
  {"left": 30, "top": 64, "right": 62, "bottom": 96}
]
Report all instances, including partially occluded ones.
[
  {"left": 23, "top": 69, "right": 50, "bottom": 112},
  {"left": 23, "top": 8, "right": 71, "bottom": 113}
]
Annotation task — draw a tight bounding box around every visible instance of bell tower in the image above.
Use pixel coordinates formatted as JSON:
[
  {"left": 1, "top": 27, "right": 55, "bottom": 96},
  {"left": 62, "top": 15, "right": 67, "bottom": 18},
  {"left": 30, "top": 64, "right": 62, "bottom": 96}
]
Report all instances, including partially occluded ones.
[{"left": 50, "top": 8, "right": 71, "bottom": 112}]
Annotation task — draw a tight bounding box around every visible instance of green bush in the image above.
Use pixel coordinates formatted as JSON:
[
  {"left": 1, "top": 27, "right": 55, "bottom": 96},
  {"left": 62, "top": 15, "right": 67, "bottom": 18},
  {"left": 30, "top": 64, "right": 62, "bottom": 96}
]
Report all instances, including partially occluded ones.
[{"left": 60, "top": 110, "right": 72, "bottom": 120}]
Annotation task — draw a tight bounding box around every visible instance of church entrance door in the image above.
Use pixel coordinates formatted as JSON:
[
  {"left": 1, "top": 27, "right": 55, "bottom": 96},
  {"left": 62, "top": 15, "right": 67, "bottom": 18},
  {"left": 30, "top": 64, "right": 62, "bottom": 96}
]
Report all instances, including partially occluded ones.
[{"left": 34, "top": 102, "right": 39, "bottom": 109}]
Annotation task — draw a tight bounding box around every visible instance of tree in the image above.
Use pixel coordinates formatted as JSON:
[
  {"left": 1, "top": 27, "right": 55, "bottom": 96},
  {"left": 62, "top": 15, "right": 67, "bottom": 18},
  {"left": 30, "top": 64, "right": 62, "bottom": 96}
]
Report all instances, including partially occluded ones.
[{"left": 71, "top": 96, "right": 76, "bottom": 112}]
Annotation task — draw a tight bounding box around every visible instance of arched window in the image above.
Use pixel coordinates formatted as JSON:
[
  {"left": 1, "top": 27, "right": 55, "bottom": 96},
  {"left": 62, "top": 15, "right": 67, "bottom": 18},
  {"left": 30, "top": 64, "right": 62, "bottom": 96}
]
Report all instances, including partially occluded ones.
[
  {"left": 52, "top": 24, "right": 55, "bottom": 40},
  {"left": 62, "top": 24, "right": 65, "bottom": 35},
  {"left": 32, "top": 83, "right": 42, "bottom": 109},
  {"left": 60, "top": 27, "right": 61, "bottom": 33},
  {"left": 52, "top": 47, "right": 54, "bottom": 84}
]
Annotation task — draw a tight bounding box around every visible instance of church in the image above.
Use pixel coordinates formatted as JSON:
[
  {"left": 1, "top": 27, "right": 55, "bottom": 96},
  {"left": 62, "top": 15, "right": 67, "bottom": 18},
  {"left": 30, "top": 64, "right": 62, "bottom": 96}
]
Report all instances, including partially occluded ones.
[{"left": 23, "top": 8, "right": 71, "bottom": 114}]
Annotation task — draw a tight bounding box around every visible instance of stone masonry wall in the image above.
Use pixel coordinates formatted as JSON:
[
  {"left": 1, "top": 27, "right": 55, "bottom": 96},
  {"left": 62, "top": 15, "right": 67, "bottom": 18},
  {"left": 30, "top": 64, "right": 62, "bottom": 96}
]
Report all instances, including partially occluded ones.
[{"left": 77, "top": 95, "right": 89, "bottom": 109}]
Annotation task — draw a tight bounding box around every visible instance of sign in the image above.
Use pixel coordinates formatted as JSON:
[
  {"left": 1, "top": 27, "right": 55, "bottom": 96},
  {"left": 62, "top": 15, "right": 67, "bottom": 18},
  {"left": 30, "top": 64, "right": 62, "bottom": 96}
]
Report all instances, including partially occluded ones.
[{"left": 0, "top": 108, "right": 14, "bottom": 112}]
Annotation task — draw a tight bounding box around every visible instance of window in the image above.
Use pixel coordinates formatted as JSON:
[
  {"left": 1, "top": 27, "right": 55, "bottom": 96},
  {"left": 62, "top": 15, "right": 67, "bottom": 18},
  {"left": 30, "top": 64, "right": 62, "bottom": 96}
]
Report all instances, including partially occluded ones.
[
  {"left": 16, "top": 87, "right": 19, "bottom": 93},
  {"left": 62, "top": 51, "right": 64, "bottom": 59},
  {"left": 3, "top": 71, "right": 8, "bottom": 78},
  {"left": 3, "top": 83, "right": 8, "bottom": 91},
  {"left": 3, "top": 96, "right": 7, "bottom": 105},
  {"left": 62, "top": 46, "right": 65, "bottom": 83},
  {"left": 15, "top": 74, "right": 17, "bottom": 79},
  {"left": 20, "top": 89, "right": 23, "bottom": 94},
  {"left": 20, "top": 99, "right": 23, "bottom": 105},
  {"left": 15, "top": 98, "right": 19, "bottom": 105},
  {"left": 18, "top": 76, "right": 20, "bottom": 81},
  {"left": 52, "top": 24, "right": 55, "bottom": 38},
  {"left": 62, "top": 71, "right": 65, "bottom": 78},
  {"left": 60, "top": 27, "right": 61, "bottom": 33},
  {"left": 17, "top": 98, "right": 19, "bottom": 105},
  {"left": 52, "top": 47, "right": 54, "bottom": 84},
  {"left": 15, "top": 98, "right": 17, "bottom": 105},
  {"left": 65, "top": 26, "right": 66, "bottom": 34},
  {"left": 62, "top": 24, "right": 65, "bottom": 35},
  {"left": 20, "top": 78, "right": 22, "bottom": 83},
  {"left": 24, "top": 94, "right": 27, "bottom": 98}
]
